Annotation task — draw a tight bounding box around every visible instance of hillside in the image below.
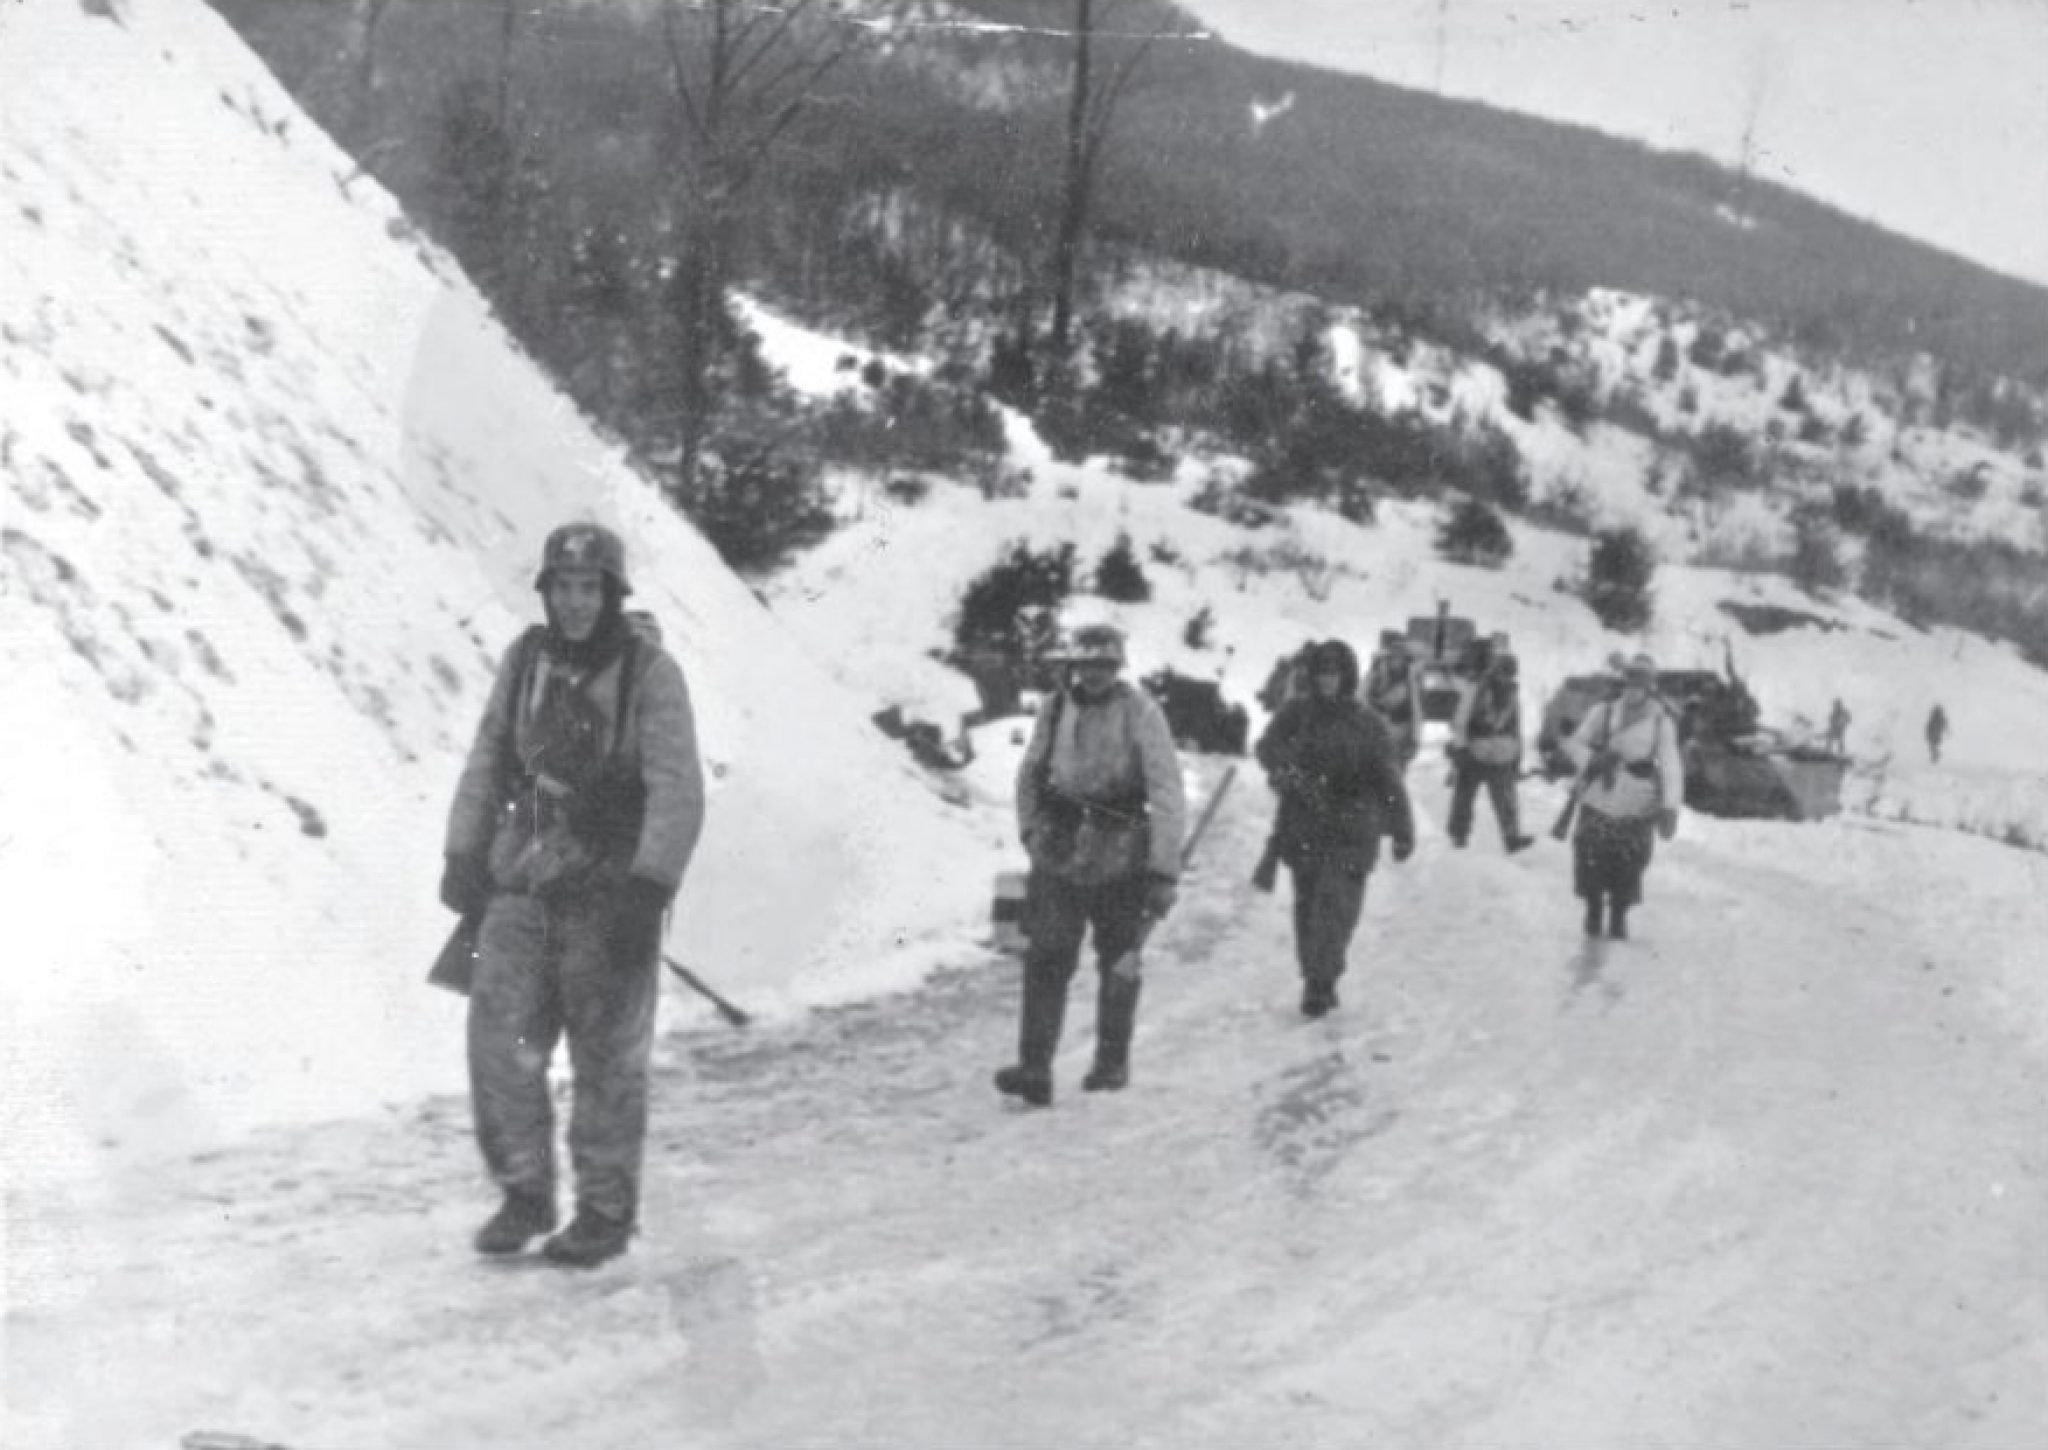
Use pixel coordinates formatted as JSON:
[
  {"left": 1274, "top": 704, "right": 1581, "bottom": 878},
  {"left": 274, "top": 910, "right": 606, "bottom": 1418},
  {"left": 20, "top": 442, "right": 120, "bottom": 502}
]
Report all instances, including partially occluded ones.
[
  {"left": 210, "top": 0, "right": 2048, "bottom": 387},
  {"left": 1, "top": 0, "right": 994, "bottom": 1186}
]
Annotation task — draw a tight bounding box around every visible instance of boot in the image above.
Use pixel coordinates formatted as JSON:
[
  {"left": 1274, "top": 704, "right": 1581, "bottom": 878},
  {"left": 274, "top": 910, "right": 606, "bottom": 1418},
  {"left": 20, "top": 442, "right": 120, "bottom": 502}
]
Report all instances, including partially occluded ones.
[
  {"left": 473, "top": 1190, "right": 556, "bottom": 1256},
  {"left": 1300, "top": 979, "right": 1337, "bottom": 1019},
  {"left": 1085, "top": 972, "right": 1139, "bottom": 1093},
  {"left": 541, "top": 1205, "right": 635, "bottom": 1268},
  {"left": 1607, "top": 902, "right": 1630, "bottom": 941},
  {"left": 1082, "top": 1054, "right": 1129, "bottom": 1092},
  {"left": 1583, "top": 895, "right": 1604, "bottom": 938},
  {"left": 993, "top": 1064, "right": 1053, "bottom": 1107},
  {"left": 1505, "top": 833, "right": 1535, "bottom": 854}
]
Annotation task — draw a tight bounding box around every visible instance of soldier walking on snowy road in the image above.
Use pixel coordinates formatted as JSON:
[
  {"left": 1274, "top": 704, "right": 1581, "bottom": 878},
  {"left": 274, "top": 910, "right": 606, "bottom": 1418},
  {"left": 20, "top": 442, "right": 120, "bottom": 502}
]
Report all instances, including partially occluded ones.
[
  {"left": 441, "top": 522, "right": 704, "bottom": 1267},
  {"left": 1446, "top": 637, "right": 1535, "bottom": 853},
  {"left": 996, "top": 625, "right": 1186, "bottom": 1107},
  {"left": 1255, "top": 639, "right": 1415, "bottom": 1018},
  {"left": 1563, "top": 652, "right": 1683, "bottom": 941}
]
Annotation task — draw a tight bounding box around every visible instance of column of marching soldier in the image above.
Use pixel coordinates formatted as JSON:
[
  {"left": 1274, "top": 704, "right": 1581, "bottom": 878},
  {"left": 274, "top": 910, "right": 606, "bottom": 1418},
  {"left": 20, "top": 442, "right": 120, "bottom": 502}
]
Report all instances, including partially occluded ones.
[{"left": 435, "top": 524, "right": 1684, "bottom": 1266}]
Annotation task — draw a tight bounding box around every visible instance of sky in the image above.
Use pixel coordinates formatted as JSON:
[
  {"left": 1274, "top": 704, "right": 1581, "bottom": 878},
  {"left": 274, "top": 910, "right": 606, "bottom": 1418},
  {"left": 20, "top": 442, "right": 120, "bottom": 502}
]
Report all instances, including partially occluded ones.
[{"left": 1176, "top": 0, "right": 2048, "bottom": 290}]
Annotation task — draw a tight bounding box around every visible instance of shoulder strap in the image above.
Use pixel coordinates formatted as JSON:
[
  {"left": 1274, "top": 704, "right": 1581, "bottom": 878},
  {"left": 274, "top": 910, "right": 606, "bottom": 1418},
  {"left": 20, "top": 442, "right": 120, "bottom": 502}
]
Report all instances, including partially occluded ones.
[
  {"left": 495, "top": 625, "right": 547, "bottom": 785},
  {"left": 1036, "top": 686, "right": 1067, "bottom": 788},
  {"left": 609, "top": 632, "right": 643, "bottom": 757}
]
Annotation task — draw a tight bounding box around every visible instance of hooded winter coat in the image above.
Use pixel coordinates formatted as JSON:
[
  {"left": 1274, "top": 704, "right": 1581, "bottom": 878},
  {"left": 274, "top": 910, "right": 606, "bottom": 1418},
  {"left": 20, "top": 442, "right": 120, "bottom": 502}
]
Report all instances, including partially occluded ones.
[{"left": 1256, "top": 640, "right": 1416, "bottom": 870}]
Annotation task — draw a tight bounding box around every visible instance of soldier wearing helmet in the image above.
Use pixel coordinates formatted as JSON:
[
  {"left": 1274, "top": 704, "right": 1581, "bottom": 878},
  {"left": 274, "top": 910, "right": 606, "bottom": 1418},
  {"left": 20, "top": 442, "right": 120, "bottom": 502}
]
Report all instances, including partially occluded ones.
[
  {"left": 996, "top": 623, "right": 1187, "bottom": 1106},
  {"left": 440, "top": 521, "right": 705, "bottom": 1267}
]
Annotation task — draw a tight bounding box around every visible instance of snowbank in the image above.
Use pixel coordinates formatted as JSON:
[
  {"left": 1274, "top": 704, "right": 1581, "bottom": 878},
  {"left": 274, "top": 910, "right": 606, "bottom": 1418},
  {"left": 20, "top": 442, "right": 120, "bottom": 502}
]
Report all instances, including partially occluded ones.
[{"left": 0, "top": 0, "right": 991, "bottom": 1188}]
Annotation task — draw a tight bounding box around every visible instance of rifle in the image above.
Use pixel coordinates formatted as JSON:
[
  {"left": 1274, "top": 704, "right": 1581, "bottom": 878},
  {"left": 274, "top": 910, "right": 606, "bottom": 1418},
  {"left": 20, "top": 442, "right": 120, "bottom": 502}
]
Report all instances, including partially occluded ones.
[
  {"left": 426, "top": 911, "right": 483, "bottom": 995},
  {"left": 1111, "top": 764, "right": 1237, "bottom": 981},
  {"left": 664, "top": 955, "right": 751, "bottom": 1028}
]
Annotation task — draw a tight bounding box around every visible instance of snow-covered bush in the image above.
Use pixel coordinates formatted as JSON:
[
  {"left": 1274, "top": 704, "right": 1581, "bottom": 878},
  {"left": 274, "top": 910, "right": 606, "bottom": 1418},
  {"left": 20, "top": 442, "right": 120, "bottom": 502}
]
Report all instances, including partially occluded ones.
[
  {"left": 1581, "top": 525, "right": 1658, "bottom": 632},
  {"left": 681, "top": 436, "right": 833, "bottom": 573},
  {"left": 1436, "top": 498, "right": 1514, "bottom": 568},
  {"left": 951, "top": 539, "right": 1076, "bottom": 658},
  {"left": 1093, "top": 532, "right": 1153, "bottom": 602}
]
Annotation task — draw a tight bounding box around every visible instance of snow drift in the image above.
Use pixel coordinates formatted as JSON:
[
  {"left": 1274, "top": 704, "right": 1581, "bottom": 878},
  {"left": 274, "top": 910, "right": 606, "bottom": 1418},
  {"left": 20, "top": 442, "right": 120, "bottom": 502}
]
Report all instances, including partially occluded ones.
[{"left": 0, "top": 0, "right": 994, "bottom": 1188}]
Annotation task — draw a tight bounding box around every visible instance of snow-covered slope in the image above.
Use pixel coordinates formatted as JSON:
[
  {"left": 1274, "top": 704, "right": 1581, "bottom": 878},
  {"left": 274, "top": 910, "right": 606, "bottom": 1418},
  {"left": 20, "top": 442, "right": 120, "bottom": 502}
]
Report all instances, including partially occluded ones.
[{"left": 0, "top": 0, "right": 993, "bottom": 1188}]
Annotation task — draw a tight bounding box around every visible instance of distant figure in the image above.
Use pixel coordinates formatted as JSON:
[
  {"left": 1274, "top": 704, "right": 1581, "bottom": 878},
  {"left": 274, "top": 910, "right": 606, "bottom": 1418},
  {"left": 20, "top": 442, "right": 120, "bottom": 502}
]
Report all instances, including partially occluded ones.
[
  {"left": 1926, "top": 703, "right": 1949, "bottom": 763},
  {"left": 1447, "top": 639, "right": 1535, "bottom": 853},
  {"left": 1363, "top": 631, "right": 1424, "bottom": 772},
  {"left": 1825, "top": 697, "right": 1851, "bottom": 756}
]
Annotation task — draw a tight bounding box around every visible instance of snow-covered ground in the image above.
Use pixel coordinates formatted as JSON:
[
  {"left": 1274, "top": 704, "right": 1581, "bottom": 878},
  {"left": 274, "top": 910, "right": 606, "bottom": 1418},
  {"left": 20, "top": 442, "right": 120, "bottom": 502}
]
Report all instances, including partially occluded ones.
[{"left": 5, "top": 2, "right": 2047, "bottom": 1447}]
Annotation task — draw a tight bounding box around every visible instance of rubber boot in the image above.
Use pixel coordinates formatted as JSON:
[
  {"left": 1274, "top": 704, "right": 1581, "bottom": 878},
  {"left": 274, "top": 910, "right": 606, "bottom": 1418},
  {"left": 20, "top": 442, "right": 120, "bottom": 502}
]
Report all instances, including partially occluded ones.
[
  {"left": 993, "top": 1064, "right": 1053, "bottom": 1106},
  {"left": 995, "top": 962, "right": 1065, "bottom": 1106},
  {"left": 541, "top": 1205, "right": 635, "bottom": 1268},
  {"left": 1608, "top": 901, "right": 1630, "bottom": 941},
  {"left": 1583, "top": 894, "right": 1605, "bottom": 938},
  {"left": 1084, "top": 970, "right": 1140, "bottom": 1092},
  {"left": 473, "top": 1190, "right": 557, "bottom": 1256}
]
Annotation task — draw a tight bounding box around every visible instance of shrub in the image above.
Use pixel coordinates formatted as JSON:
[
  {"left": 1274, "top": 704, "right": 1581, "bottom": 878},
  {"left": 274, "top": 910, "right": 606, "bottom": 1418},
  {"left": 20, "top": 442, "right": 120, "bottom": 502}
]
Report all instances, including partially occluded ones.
[
  {"left": 1436, "top": 498, "right": 1514, "bottom": 567},
  {"left": 1652, "top": 335, "right": 1681, "bottom": 383},
  {"left": 814, "top": 371, "right": 1004, "bottom": 476},
  {"left": 1944, "top": 465, "right": 1991, "bottom": 502},
  {"left": 1093, "top": 532, "right": 1152, "bottom": 602},
  {"left": 1788, "top": 513, "right": 1847, "bottom": 595},
  {"left": 882, "top": 474, "right": 930, "bottom": 505},
  {"left": 680, "top": 437, "right": 832, "bottom": 573},
  {"left": 1689, "top": 421, "right": 1763, "bottom": 493},
  {"left": 1183, "top": 605, "right": 1215, "bottom": 650},
  {"left": 952, "top": 540, "right": 1075, "bottom": 658},
  {"left": 1582, "top": 526, "right": 1657, "bottom": 632}
]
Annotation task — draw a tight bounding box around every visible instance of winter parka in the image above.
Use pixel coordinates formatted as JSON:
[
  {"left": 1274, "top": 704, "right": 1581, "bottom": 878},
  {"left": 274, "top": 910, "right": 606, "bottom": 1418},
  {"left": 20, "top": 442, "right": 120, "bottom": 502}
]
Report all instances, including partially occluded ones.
[
  {"left": 446, "top": 628, "right": 705, "bottom": 895},
  {"left": 1565, "top": 695, "right": 1683, "bottom": 821},
  {"left": 1256, "top": 643, "right": 1416, "bottom": 870},
  {"left": 1017, "top": 679, "right": 1187, "bottom": 883}
]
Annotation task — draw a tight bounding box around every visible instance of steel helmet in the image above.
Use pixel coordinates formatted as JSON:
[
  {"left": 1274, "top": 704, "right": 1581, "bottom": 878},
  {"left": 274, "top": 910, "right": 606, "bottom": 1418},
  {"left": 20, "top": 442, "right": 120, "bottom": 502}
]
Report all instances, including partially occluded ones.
[
  {"left": 1066, "top": 623, "right": 1127, "bottom": 666},
  {"left": 534, "top": 522, "right": 631, "bottom": 595}
]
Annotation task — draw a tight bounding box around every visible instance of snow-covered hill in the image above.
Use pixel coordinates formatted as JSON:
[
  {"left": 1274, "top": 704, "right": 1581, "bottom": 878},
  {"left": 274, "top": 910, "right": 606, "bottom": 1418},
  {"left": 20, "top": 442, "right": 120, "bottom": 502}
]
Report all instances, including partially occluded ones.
[{"left": 0, "top": 0, "right": 994, "bottom": 1189}]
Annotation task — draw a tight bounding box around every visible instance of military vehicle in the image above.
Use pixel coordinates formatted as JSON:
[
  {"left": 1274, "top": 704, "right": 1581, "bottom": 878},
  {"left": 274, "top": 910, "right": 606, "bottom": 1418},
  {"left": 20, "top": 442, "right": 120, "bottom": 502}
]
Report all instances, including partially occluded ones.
[{"left": 1536, "top": 654, "right": 1849, "bottom": 821}]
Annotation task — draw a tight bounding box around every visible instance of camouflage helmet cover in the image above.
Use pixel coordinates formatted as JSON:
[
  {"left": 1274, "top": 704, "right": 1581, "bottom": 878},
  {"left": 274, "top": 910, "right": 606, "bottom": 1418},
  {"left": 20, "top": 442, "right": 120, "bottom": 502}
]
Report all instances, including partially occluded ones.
[
  {"left": 534, "top": 522, "right": 631, "bottom": 595},
  {"left": 1064, "top": 623, "right": 1127, "bottom": 665}
]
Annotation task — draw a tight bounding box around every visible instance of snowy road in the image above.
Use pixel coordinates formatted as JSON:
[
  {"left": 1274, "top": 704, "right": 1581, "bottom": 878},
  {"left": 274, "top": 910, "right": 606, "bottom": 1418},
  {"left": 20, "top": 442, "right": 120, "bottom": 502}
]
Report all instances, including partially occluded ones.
[{"left": 9, "top": 764, "right": 2046, "bottom": 1449}]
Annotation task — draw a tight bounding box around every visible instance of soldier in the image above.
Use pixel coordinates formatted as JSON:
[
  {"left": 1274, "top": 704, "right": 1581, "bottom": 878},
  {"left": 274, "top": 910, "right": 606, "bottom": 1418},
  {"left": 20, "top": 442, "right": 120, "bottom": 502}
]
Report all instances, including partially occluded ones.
[
  {"left": 440, "top": 522, "right": 705, "bottom": 1267},
  {"left": 1925, "top": 703, "right": 1949, "bottom": 763},
  {"left": 1447, "top": 638, "right": 1534, "bottom": 853},
  {"left": 1364, "top": 630, "right": 1425, "bottom": 771},
  {"left": 996, "top": 625, "right": 1187, "bottom": 1106},
  {"left": 1825, "top": 697, "right": 1851, "bottom": 755},
  {"left": 1255, "top": 639, "right": 1415, "bottom": 1018},
  {"left": 1563, "top": 653, "right": 1683, "bottom": 941}
]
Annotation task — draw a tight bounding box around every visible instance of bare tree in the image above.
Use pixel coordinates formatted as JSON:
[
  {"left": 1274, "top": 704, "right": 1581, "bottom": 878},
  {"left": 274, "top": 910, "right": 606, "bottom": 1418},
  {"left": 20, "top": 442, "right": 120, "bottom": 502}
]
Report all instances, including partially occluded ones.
[
  {"left": 1046, "top": 0, "right": 1171, "bottom": 363},
  {"left": 658, "top": 0, "right": 894, "bottom": 480}
]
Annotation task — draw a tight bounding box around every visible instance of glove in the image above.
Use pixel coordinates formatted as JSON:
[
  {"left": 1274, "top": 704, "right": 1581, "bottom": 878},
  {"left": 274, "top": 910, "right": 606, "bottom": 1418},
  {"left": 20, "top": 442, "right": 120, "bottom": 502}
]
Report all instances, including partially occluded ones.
[
  {"left": 1142, "top": 873, "right": 1178, "bottom": 920},
  {"left": 611, "top": 875, "right": 674, "bottom": 970},
  {"left": 1391, "top": 837, "right": 1415, "bottom": 864},
  {"left": 1657, "top": 808, "right": 1679, "bottom": 842},
  {"left": 439, "top": 854, "right": 491, "bottom": 916}
]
